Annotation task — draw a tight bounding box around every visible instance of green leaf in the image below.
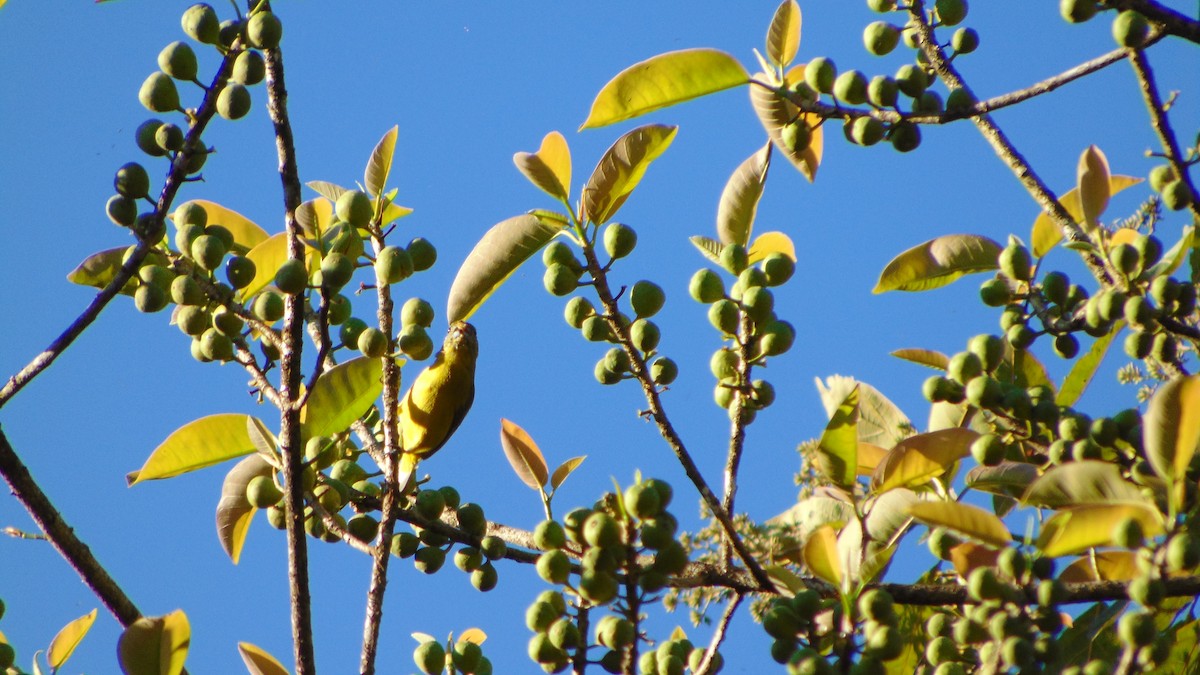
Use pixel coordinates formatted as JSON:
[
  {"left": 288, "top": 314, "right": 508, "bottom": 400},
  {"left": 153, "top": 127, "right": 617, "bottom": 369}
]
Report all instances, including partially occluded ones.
[
  {"left": 1055, "top": 320, "right": 1123, "bottom": 407},
  {"left": 1037, "top": 503, "right": 1163, "bottom": 557},
  {"left": 1029, "top": 175, "right": 1142, "bottom": 257},
  {"left": 1144, "top": 374, "right": 1200, "bottom": 484},
  {"left": 128, "top": 414, "right": 258, "bottom": 484},
  {"left": 514, "top": 131, "right": 572, "bottom": 202},
  {"left": 1021, "top": 461, "right": 1145, "bottom": 508},
  {"left": 180, "top": 200, "right": 268, "bottom": 253},
  {"left": 871, "top": 428, "right": 978, "bottom": 494},
  {"left": 237, "top": 642, "right": 290, "bottom": 675},
  {"left": 747, "top": 231, "right": 796, "bottom": 264},
  {"left": 815, "top": 385, "right": 859, "bottom": 490},
  {"left": 765, "top": 0, "right": 802, "bottom": 68},
  {"left": 216, "top": 454, "right": 273, "bottom": 564},
  {"left": 873, "top": 234, "right": 1002, "bottom": 293},
  {"left": 47, "top": 609, "right": 97, "bottom": 670},
  {"left": 246, "top": 416, "right": 280, "bottom": 469},
  {"left": 66, "top": 246, "right": 139, "bottom": 295},
  {"left": 550, "top": 456, "right": 586, "bottom": 491},
  {"left": 764, "top": 564, "right": 809, "bottom": 596},
  {"left": 580, "top": 49, "right": 749, "bottom": 129},
  {"left": 446, "top": 214, "right": 563, "bottom": 323},
  {"left": 306, "top": 180, "right": 347, "bottom": 205},
  {"left": 890, "top": 348, "right": 949, "bottom": 371},
  {"left": 689, "top": 235, "right": 724, "bottom": 264},
  {"left": 964, "top": 462, "right": 1039, "bottom": 499},
  {"left": 907, "top": 500, "right": 1011, "bottom": 548},
  {"left": 816, "top": 376, "right": 913, "bottom": 449},
  {"left": 582, "top": 124, "right": 678, "bottom": 225},
  {"left": 380, "top": 197, "right": 414, "bottom": 225},
  {"left": 364, "top": 126, "right": 398, "bottom": 198},
  {"left": 499, "top": 418, "right": 549, "bottom": 489},
  {"left": 716, "top": 143, "right": 772, "bottom": 247},
  {"left": 1047, "top": 601, "right": 1124, "bottom": 669},
  {"left": 117, "top": 610, "right": 191, "bottom": 675},
  {"left": 300, "top": 356, "right": 385, "bottom": 441}
]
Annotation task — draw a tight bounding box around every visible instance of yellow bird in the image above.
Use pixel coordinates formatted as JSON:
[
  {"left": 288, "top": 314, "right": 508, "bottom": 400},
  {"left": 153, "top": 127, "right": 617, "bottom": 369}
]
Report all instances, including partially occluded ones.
[{"left": 397, "top": 321, "right": 478, "bottom": 481}]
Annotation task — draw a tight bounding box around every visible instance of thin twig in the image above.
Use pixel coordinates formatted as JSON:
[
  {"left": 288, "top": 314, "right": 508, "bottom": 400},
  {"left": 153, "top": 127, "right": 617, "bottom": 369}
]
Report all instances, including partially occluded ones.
[
  {"left": 694, "top": 593, "right": 742, "bottom": 675},
  {"left": 1127, "top": 48, "right": 1200, "bottom": 223},
  {"left": 720, "top": 314, "right": 755, "bottom": 569}
]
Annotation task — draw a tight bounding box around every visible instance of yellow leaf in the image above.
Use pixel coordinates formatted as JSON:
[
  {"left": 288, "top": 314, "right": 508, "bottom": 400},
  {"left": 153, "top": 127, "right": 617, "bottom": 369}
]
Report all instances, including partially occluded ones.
[
  {"left": 816, "top": 385, "right": 858, "bottom": 490},
  {"left": 908, "top": 501, "right": 1012, "bottom": 548},
  {"left": 856, "top": 442, "right": 887, "bottom": 476},
  {"left": 765, "top": 0, "right": 802, "bottom": 67},
  {"left": 117, "top": 610, "right": 191, "bottom": 675},
  {"left": 1077, "top": 145, "right": 1112, "bottom": 230},
  {"left": 238, "top": 642, "right": 290, "bottom": 675},
  {"left": 458, "top": 628, "right": 488, "bottom": 645},
  {"left": 514, "top": 131, "right": 572, "bottom": 202},
  {"left": 364, "top": 126, "right": 398, "bottom": 198},
  {"left": 716, "top": 143, "right": 772, "bottom": 247},
  {"left": 177, "top": 200, "right": 269, "bottom": 253},
  {"left": 1036, "top": 503, "right": 1164, "bottom": 557},
  {"left": 1144, "top": 374, "right": 1200, "bottom": 484},
  {"left": 871, "top": 428, "right": 978, "bottom": 493},
  {"left": 748, "top": 231, "right": 796, "bottom": 264},
  {"left": 582, "top": 124, "right": 677, "bottom": 225},
  {"left": 802, "top": 525, "right": 842, "bottom": 586},
  {"left": 217, "top": 455, "right": 274, "bottom": 563},
  {"left": 446, "top": 213, "right": 564, "bottom": 323},
  {"left": 1030, "top": 175, "right": 1143, "bottom": 257},
  {"left": 581, "top": 49, "right": 749, "bottom": 129},
  {"left": 236, "top": 232, "right": 317, "bottom": 303},
  {"left": 499, "top": 418, "right": 549, "bottom": 489},
  {"left": 128, "top": 414, "right": 257, "bottom": 484},
  {"left": 295, "top": 197, "right": 335, "bottom": 239},
  {"left": 749, "top": 68, "right": 822, "bottom": 181},
  {"left": 873, "top": 234, "right": 1001, "bottom": 294},
  {"left": 1059, "top": 551, "right": 1139, "bottom": 583},
  {"left": 47, "top": 609, "right": 97, "bottom": 669},
  {"left": 1110, "top": 228, "right": 1140, "bottom": 247}
]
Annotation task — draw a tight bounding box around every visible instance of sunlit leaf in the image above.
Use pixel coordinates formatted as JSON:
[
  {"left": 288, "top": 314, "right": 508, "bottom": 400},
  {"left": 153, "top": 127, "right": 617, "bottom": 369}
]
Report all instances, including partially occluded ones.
[
  {"left": 908, "top": 501, "right": 1011, "bottom": 548},
  {"left": 747, "top": 231, "right": 796, "bottom": 264},
  {"left": 582, "top": 124, "right": 677, "bottom": 225},
  {"left": 238, "top": 642, "right": 290, "bottom": 675},
  {"left": 689, "top": 235, "right": 724, "bottom": 264},
  {"left": 364, "top": 126, "right": 398, "bottom": 198},
  {"left": 1038, "top": 503, "right": 1164, "bottom": 557},
  {"left": 300, "top": 356, "right": 385, "bottom": 441},
  {"left": 514, "top": 131, "right": 572, "bottom": 202},
  {"left": 1077, "top": 145, "right": 1112, "bottom": 230},
  {"left": 1145, "top": 226, "right": 1194, "bottom": 279},
  {"left": 306, "top": 181, "right": 347, "bottom": 205},
  {"left": 1006, "top": 348, "right": 1056, "bottom": 393},
  {"left": 380, "top": 198, "right": 413, "bottom": 225},
  {"left": 965, "top": 462, "right": 1039, "bottom": 498},
  {"left": 1059, "top": 551, "right": 1139, "bottom": 583},
  {"left": 764, "top": 564, "right": 808, "bottom": 596},
  {"left": 1022, "top": 461, "right": 1145, "bottom": 510},
  {"left": 871, "top": 428, "right": 978, "bottom": 494},
  {"left": 947, "top": 542, "right": 1001, "bottom": 577},
  {"left": 857, "top": 443, "right": 887, "bottom": 475},
  {"left": 802, "top": 525, "right": 842, "bottom": 586},
  {"left": 295, "top": 197, "right": 335, "bottom": 239},
  {"left": 216, "top": 454, "right": 273, "bottom": 563},
  {"left": 236, "top": 232, "right": 317, "bottom": 303},
  {"left": 1030, "top": 175, "right": 1142, "bottom": 257},
  {"left": 765, "top": 0, "right": 801, "bottom": 68},
  {"left": 550, "top": 456, "right": 587, "bottom": 491},
  {"left": 128, "top": 414, "right": 257, "bottom": 484},
  {"left": 581, "top": 49, "right": 749, "bottom": 129},
  {"left": 66, "top": 246, "right": 139, "bottom": 295},
  {"left": 716, "top": 142, "right": 772, "bottom": 247},
  {"left": 1056, "top": 321, "right": 1123, "bottom": 407},
  {"left": 816, "top": 385, "right": 858, "bottom": 490},
  {"left": 891, "top": 348, "right": 949, "bottom": 371},
  {"left": 499, "top": 419, "right": 549, "bottom": 489},
  {"left": 411, "top": 633, "right": 437, "bottom": 644},
  {"left": 873, "top": 234, "right": 1002, "bottom": 293},
  {"left": 458, "top": 628, "right": 487, "bottom": 645},
  {"left": 47, "top": 609, "right": 97, "bottom": 669},
  {"left": 843, "top": 488, "right": 920, "bottom": 583},
  {"left": 1144, "top": 374, "right": 1200, "bottom": 485},
  {"left": 749, "top": 69, "right": 822, "bottom": 181},
  {"left": 179, "top": 200, "right": 268, "bottom": 253},
  {"left": 117, "top": 610, "right": 191, "bottom": 675},
  {"left": 447, "top": 214, "right": 564, "bottom": 323},
  {"left": 816, "top": 376, "right": 914, "bottom": 450}
]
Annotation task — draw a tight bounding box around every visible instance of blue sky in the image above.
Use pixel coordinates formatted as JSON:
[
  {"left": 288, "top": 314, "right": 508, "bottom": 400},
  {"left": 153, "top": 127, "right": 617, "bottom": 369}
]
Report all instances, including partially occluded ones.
[{"left": 0, "top": 2, "right": 1196, "bottom": 673}]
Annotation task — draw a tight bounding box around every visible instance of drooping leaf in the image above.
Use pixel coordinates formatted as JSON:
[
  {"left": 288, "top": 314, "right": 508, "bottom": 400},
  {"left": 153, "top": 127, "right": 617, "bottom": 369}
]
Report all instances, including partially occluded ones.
[
  {"left": 890, "top": 348, "right": 949, "bottom": 371},
  {"left": 816, "top": 376, "right": 914, "bottom": 449},
  {"left": 689, "top": 235, "right": 724, "bottom": 264},
  {"left": 216, "top": 454, "right": 274, "bottom": 564},
  {"left": 514, "top": 131, "right": 572, "bottom": 202},
  {"left": 550, "top": 456, "right": 587, "bottom": 491},
  {"left": 1059, "top": 551, "right": 1139, "bottom": 583},
  {"left": 117, "top": 610, "right": 191, "bottom": 675},
  {"left": 765, "top": 0, "right": 802, "bottom": 68},
  {"left": 1036, "top": 503, "right": 1164, "bottom": 557},
  {"left": 295, "top": 197, "right": 335, "bottom": 239},
  {"left": 1077, "top": 145, "right": 1112, "bottom": 231},
  {"left": 716, "top": 142, "right": 772, "bottom": 247},
  {"left": 1056, "top": 320, "right": 1123, "bottom": 407},
  {"left": 873, "top": 234, "right": 1002, "bottom": 293},
  {"left": 66, "top": 246, "right": 139, "bottom": 295},
  {"left": 964, "top": 462, "right": 1039, "bottom": 499},
  {"left": 237, "top": 642, "right": 290, "bottom": 675},
  {"left": 582, "top": 124, "right": 678, "bottom": 225},
  {"left": 306, "top": 181, "right": 347, "bottom": 205},
  {"left": 1029, "top": 175, "right": 1142, "bottom": 257},
  {"left": 802, "top": 525, "right": 842, "bottom": 586},
  {"left": 580, "top": 49, "right": 749, "bottom": 129},
  {"left": 815, "top": 385, "right": 858, "bottom": 490},
  {"left": 180, "top": 200, "right": 268, "bottom": 253},
  {"left": 446, "top": 214, "right": 564, "bottom": 323},
  {"left": 1022, "top": 460, "right": 1144, "bottom": 509},
  {"left": 871, "top": 428, "right": 978, "bottom": 494},
  {"left": 908, "top": 501, "right": 1011, "bottom": 548},
  {"left": 47, "top": 609, "right": 97, "bottom": 670},
  {"left": 300, "top": 356, "right": 385, "bottom": 441},
  {"left": 128, "top": 414, "right": 257, "bottom": 484},
  {"left": 499, "top": 419, "right": 549, "bottom": 489},
  {"left": 1144, "top": 374, "right": 1200, "bottom": 484},
  {"left": 747, "top": 231, "right": 796, "bottom": 264},
  {"left": 364, "top": 126, "right": 398, "bottom": 198},
  {"left": 748, "top": 68, "right": 822, "bottom": 181},
  {"left": 458, "top": 628, "right": 488, "bottom": 645}
]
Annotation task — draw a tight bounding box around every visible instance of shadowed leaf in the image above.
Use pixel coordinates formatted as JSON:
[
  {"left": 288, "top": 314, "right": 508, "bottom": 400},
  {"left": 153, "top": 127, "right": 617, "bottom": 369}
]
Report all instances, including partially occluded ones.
[
  {"left": 550, "top": 456, "right": 587, "bottom": 491},
  {"left": 1056, "top": 321, "right": 1123, "bottom": 407},
  {"left": 300, "top": 356, "right": 385, "bottom": 442},
  {"left": 965, "top": 462, "right": 1039, "bottom": 498},
  {"left": 295, "top": 197, "right": 335, "bottom": 239},
  {"left": 1144, "top": 375, "right": 1200, "bottom": 500},
  {"left": 764, "top": 564, "right": 808, "bottom": 596},
  {"left": 447, "top": 214, "right": 563, "bottom": 323},
  {"left": 748, "top": 231, "right": 796, "bottom": 264},
  {"left": 216, "top": 454, "right": 273, "bottom": 563},
  {"left": 500, "top": 419, "right": 549, "bottom": 489},
  {"left": 1022, "top": 460, "right": 1144, "bottom": 509},
  {"left": 816, "top": 385, "right": 858, "bottom": 490},
  {"left": 238, "top": 642, "right": 290, "bottom": 675},
  {"left": 1030, "top": 175, "right": 1142, "bottom": 257},
  {"left": 1145, "top": 226, "right": 1195, "bottom": 279},
  {"left": 717, "top": 142, "right": 772, "bottom": 247},
  {"left": 117, "top": 610, "right": 190, "bottom": 675},
  {"left": 873, "top": 234, "right": 1002, "bottom": 293},
  {"left": 857, "top": 443, "right": 887, "bottom": 475},
  {"left": 514, "top": 131, "right": 572, "bottom": 202},
  {"left": 908, "top": 501, "right": 1011, "bottom": 548},
  {"left": 749, "top": 68, "right": 822, "bottom": 181},
  {"left": 582, "top": 124, "right": 677, "bottom": 225},
  {"left": 364, "top": 126, "right": 398, "bottom": 198},
  {"left": 1059, "top": 551, "right": 1139, "bottom": 583},
  {"left": 581, "top": 49, "right": 748, "bottom": 129},
  {"left": 67, "top": 247, "right": 139, "bottom": 295},
  {"left": 128, "top": 414, "right": 258, "bottom": 484},
  {"left": 766, "top": 0, "right": 802, "bottom": 67},
  {"left": 871, "top": 428, "right": 978, "bottom": 494},
  {"left": 769, "top": 494, "right": 853, "bottom": 542},
  {"left": 47, "top": 609, "right": 97, "bottom": 670},
  {"left": 816, "top": 376, "right": 913, "bottom": 449},
  {"left": 1037, "top": 503, "right": 1163, "bottom": 557},
  {"left": 1077, "top": 145, "right": 1111, "bottom": 230}
]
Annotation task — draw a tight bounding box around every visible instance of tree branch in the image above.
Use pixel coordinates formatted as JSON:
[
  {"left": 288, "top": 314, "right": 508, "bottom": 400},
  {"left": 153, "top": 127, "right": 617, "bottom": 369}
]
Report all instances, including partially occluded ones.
[
  {"left": 1112, "top": 0, "right": 1200, "bottom": 44},
  {"left": 1127, "top": 48, "right": 1200, "bottom": 223}
]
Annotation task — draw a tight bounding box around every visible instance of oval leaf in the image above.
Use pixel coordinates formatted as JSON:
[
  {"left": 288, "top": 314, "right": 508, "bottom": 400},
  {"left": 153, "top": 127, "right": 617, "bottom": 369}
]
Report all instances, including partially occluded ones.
[
  {"left": 816, "top": 376, "right": 913, "bottom": 449},
  {"left": 550, "top": 455, "right": 586, "bottom": 491},
  {"left": 581, "top": 49, "right": 749, "bottom": 129},
  {"left": 458, "top": 628, "right": 487, "bottom": 645},
  {"left": 66, "top": 247, "right": 141, "bottom": 295},
  {"left": 499, "top": 419, "right": 549, "bottom": 489},
  {"left": 857, "top": 442, "right": 888, "bottom": 476},
  {"left": 1145, "top": 226, "right": 1194, "bottom": 279},
  {"left": 295, "top": 197, "right": 334, "bottom": 239},
  {"left": 766, "top": 0, "right": 801, "bottom": 67},
  {"left": 128, "top": 414, "right": 257, "bottom": 485},
  {"left": 891, "top": 348, "right": 949, "bottom": 371},
  {"left": 965, "top": 462, "right": 1039, "bottom": 498},
  {"left": 802, "top": 525, "right": 842, "bottom": 586},
  {"left": 1023, "top": 461, "right": 1146, "bottom": 510},
  {"left": 47, "top": 609, "right": 97, "bottom": 669},
  {"left": 179, "top": 200, "right": 268, "bottom": 253},
  {"left": 1059, "top": 551, "right": 1139, "bottom": 583},
  {"left": 300, "top": 356, "right": 385, "bottom": 441},
  {"left": 1037, "top": 503, "right": 1164, "bottom": 557},
  {"left": 871, "top": 428, "right": 978, "bottom": 494},
  {"left": 236, "top": 232, "right": 318, "bottom": 303},
  {"left": 1144, "top": 374, "right": 1200, "bottom": 483},
  {"left": 1077, "top": 145, "right": 1111, "bottom": 230},
  {"left": 816, "top": 385, "right": 858, "bottom": 490},
  {"left": 365, "top": 126, "right": 398, "bottom": 198},
  {"left": 716, "top": 142, "right": 772, "bottom": 247},
  {"left": 1030, "top": 175, "right": 1142, "bottom": 257},
  {"left": 117, "top": 610, "right": 191, "bottom": 675},
  {"left": 306, "top": 181, "right": 347, "bottom": 206},
  {"left": 873, "top": 234, "right": 1002, "bottom": 293},
  {"left": 582, "top": 124, "right": 678, "bottom": 225},
  {"left": 217, "top": 454, "right": 274, "bottom": 563},
  {"left": 749, "top": 68, "right": 822, "bottom": 181},
  {"left": 514, "top": 131, "right": 572, "bottom": 202},
  {"left": 689, "top": 235, "right": 724, "bottom": 264},
  {"left": 1055, "top": 322, "right": 1123, "bottom": 407},
  {"left": 238, "top": 642, "right": 290, "bottom": 675},
  {"left": 747, "top": 231, "right": 796, "bottom": 264},
  {"left": 447, "top": 214, "right": 564, "bottom": 323},
  {"left": 908, "top": 500, "right": 1011, "bottom": 548}
]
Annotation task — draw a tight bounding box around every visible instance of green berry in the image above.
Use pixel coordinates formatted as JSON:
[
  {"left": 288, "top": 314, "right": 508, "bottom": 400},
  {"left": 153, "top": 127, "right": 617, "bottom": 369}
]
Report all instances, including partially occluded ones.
[
  {"left": 357, "top": 327, "right": 388, "bottom": 358},
  {"left": 952, "top": 27, "right": 980, "bottom": 53},
  {"left": 217, "top": 83, "right": 252, "bottom": 120},
  {"left": 232, "top": 49, "right": 266, "bottom": 85},
  {"left": 139, "top": 72, "right": 180, "bottom": 113},
  {"left": 224, "top": 255, "right": 256, "bottom": 289},
  {"left": 868, "top": 75, "right": 899, "bottom": 107},
  {"left": 181, "top": 3, "right": 220, "bottom": 44},
  {"left": 407, "top": 237, "right": 437, "bottom": 271},
  {"left": 336, "top": 190, "right": 373, "bottom": 228},
  {"left": 544, "top": 263, "right": 579, "bottom": 296},
  {"left": 603, "top": 223, "right": 637, "bottom": 259},
  {"left": 1061, "top": 0, "right": 1098, "bottom": 23},
  {"left": 935, "top": 0, "right": 968, "bottom": 26},
  {"left": 833, "top": 70, "right": 868, "bottom": 104},
  {"left": 630, "top": 280, "right": 665, "bottom": 317},
  {"left": 563, "top": 296, "right": 595, "bottom": 329},
  {"left": 246, "top": 11, "right": 283, "bottom": 49},
  {"left": 1112, "top": 10, "right": 1150, "bottom": 49},
  {"left": 190, "top": 234, "right": 227, "bottom": 272},
  {"left": 888, "top": 121, "right": 921, "bottom": 152},
  {"left": 115, "top": 162, "right": 151, "bottom": 199},
  {"left": 158, "top": 41, "right": 198, "bottom": 81},
  {"left": 805, "top": 57, "right": 836, "bottom": 94},
  {"left": 320, "top": 252, "right": 354, "bottom": 290},
  {"left": 155, "top": 123, "right": 184, "bottom": 152},
  {"left": 399, "top": 325, "right": 434, "bottom": 360},
  {"left": 690, "top": 268, "right": 725, "bottom": 303},
  {"left": 649, "top": 356, "right": 678, "bottom": 385},
  {"left": 401, "top": 298, "right": 435, "bottom": 328},
  {"left": 375, "top": 246, "right": 414, "bottom": 286},
  {"left": 1163, "top": 180, "right": 1195, "bottom": 211},
  {"left": 863, "top": 22, "right": 901, "bottom": 55},
  {"left": 136, "top": 119, "right": 168, "bottom": 157}
]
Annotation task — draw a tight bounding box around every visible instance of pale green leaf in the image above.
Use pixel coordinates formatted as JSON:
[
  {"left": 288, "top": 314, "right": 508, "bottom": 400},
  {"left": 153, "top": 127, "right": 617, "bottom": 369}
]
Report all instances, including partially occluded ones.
[
  {"left": 816, "top": 385, "right": 859, "bottom": 490},
  {"left": 873, "top": 234, "right": 1002, "bottom": 293},
  {"left": 768, "top": 494, "right": 853, "bottom": 541},
  {"left": 871, "top": 428, "right": 978, "bottom": 494},
  {"left": 908, "top": 500, "right": 1011, "bottom": 548},
  {"left": 964, "top": 462, "right": 1038, "bottom": 498},
  {"left": 749, "top": 68, "right": 822, "bottom": 181},
  {"left": 499, "top": 418, "right": 549, "bottom": 489},
  {"left": 514, "top": 131, "right": 572, "bottom": 202},
  {"left": 582, "top": 124, "right": 677, "bottom": 225},
  {"left": 1055, "top": 321, "right": 1123, "bottom": 407},
  {"left": 447, "top": 214, "right": 563, "bottom": 323},
  {"left": 1030, "top": 175, "right": 1142, "bottom": 257},
  {"left": 550, "top": 456, "right": 586, "bottom": 491},
  {"left": 238, "top": 642, "right": 290, "bottom": 675},
  {"left": 1145, "top": 226, "right": 1194, "bottom": 279},
  {"left": 816, "top": 376, "right": 913, "bottom": 449},
  {"left": 716, "top": 142, "right": 772, "bottom": 247},
  {"left": 891, "top": 348, "right": 949, "bottom": 371},
  {"left": 1077, "top": 145, "right": 1112, "bottom": 230},
  {"left": 47, "top": 609, "right": 97, "bottom": 669},
  {"left": 1037, "top": 503, "right": 1163, "bottom": 557},
  {"left": 300, "top": 356, "right": 385, "bottom": 441},
  {"left": 802, "top": 525, "right": 842, "bottom": 586},
  {"left": 66, "top": 246, "right": 140, "bottom": 296},
  {"left": 128, "top": 414, "right": 258, "bottom": 484},
  {"left": 306, "top": 181, "right": 347, "bottom": 205},
  {"left": 747, "top": 231, "right": 796, "bottom": 264},
  {"left": 380, "top": 198, "right": 413, "bottom": 226},
  {"left": 216, "top": 454, "right": 273, "bottom": 564},
  {"left": 1144, "top": 374, "right": 1200, "bottom": 482},
  {"left": 689, "top": 235, "right": 724, "bottom": 264},
  {"left": 766, "top": 0, "right": 802, "bottom": 68},
  {"left": 117, "top": 610, "right": 191, "bottom": 675},
  {"left": 581, "top": 49, "right": 749, "bottom": 129},
  {"left": 764, "top": 564, "right": 808, "bottom": 596},
  {"left": 364, "top": 126, "right": 398, "bottom": 198},
  {"left": 179, "top": 200, "right": 268, "bottom": 253},
  {"left": 246, "top": 417, "right": 279, "bottom": 468}
]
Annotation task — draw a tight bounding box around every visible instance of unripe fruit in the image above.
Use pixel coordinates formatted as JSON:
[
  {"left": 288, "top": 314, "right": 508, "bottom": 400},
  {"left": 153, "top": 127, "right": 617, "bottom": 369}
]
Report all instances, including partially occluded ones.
[
  {"left": 320, "top": 252, "right": 354, "bottom": 290},
  {"left": 602, "top": 347, "right": 630, "bottom": 374},
  {"left": 1153, "top": 332, "right": 1178, "bottom": 363},
  {"left": 115, "top": 162, "right": 151, "bottom": 200},
  {"left": 337, "top": 318, "right": 367, "bottom": 349},
  {"left": 212, "top": 306, "right": 245, "bottom": 337},
  {"left": 456, "top": 502, "right": 487, "bottom": 537},
  {"left": 176, "top": 305, "right": 210, "bottom": 337},
  {"left": 413, "top": 640, "right": 445, "bottom": 675},
  {"left": 527, "top": 600, "right": 559, "bottom": 631},
  {"left": 852, "top": 116, "right": 886, "bottom": 146},
  {"left": 217, "top": 83, "right": 251, "bottom": 120},
  {"left": 894, "top": 64, "right": 928, "bottom": 98},
  {"left": 528, "top": 634, "right": 566, "bottom": 665},
  {"left": 1118, "top": 610, "right": 1155, "bottom": 646},
  {"left": 888, "top": 121, "right": 921, "bottom": 152},
  {"left": 952, "top": 27, "right": 980, "bottom": 53},
  {"left": 471, "top": 562, "right": 498, "bottom": 591},
  {"left": 136, "top": 119, "right": 168, "bottom": 157},
  {"left": 181, "top": 4, "right": 220, "bottom": 44},
  {"left": 707, "top": 299, "right": 739, "bottom": 335},
  {"left": 563, "top": 296, "right": 594, "bottom": 329},
  {"left": 542, "top": 240, "right": 580, "bottom": 270},
  {"left": 1113, "top": 10, "right": 1150, "bottom": 49},
  {"left": 1054, "top": 333, "right": 1080, "bottom": 359},
  {"left": 864, "top": 22, "right": 901, "bottom": 55},
  {"left": 999, "top": 239, "right": 1033, "bottom": 281},
  {"left": 935, "top": 0, "right": 968, "bottom": 26},
  {"left": 246, "top": 11, "right": 283, "bottom": 49},
  {"left": 1163, "top": 180, "right": 1195, "bottom": 211},
  {"left": 174, "top": 201, "right": 208, "bottom": 230},
  {"left": 224, "top": 255, "right": 256, "bottom": 290},
  {"left": 134, "top": 283, "right": 168, "bottom": 313},
  {"left": 971, "top": 433, "right": 1005, "bottom": 466},
  {"left": 833, "top": 70, "right": 868, "bottom": 105},
  {"left": 155, "top": 123, "right": 184, "bottom": 152},
  {"left": 719, "top": 243, "right": 748, "bottom": 274},
  {"left": 336, "top": 190, "right": 373, "bottom": 228},
  {"left": 398, "top": 325, "right": 433, "bottom": 359},
  {"left": 650, "top": 356, "right": 678, "bottom": 385},
  {"left": 758, "top": 320, "right": 796, "bottom": 356},
  {"left": 171, "top": 275, "right": 205, "bottom": 306},
  {"left": 199, "top": 327, "right": 234, "bottom": 361},
  {"left": 190, "top": 234, "right": 227, "bottom": 272},
  {"left": 537, "top": 549, "right": 570, "bottom": 584},
  {"left": 372, "top": 246, "right": 411, "bottom": 285},
  {"left": 544, "top": 263, "right": 578, "bottom": 296},
  {"left": 710, "top": 348, "right": 741, "bottom": 380},
  {"left": 945, "top": 88, "right": 975, "bottom": 114},
  {"left": 966, "top": 375, "right": 1002, "bottom": 408},
  {"left": 1061, "top": 0, "right": 1098, "bottom": 23},
  {"left": 581, "top": 315, "right": 612, "bottom": 342},
  {"left": 158, "top": 41, "right": 198, "bottom": 81},
  {"left": 690, "top": 268, "right": 725, "bottom": 303},
  {"left": 407, "top": 237, "right": 437, "bottom": 271},
  {"left": 603, "top": 223, "right": 637, "bottom": 259},
  {"left": 742, "top": 286, "right": 774, "bottom": 324},
  {"left": 413, "top": 546, "right": 446, "bottom": 574},
  {"left": 968, "top": 334, "right": 1005, "bottom": 373},
  {"left": 805, "top": 57, "right": 836, "bottom": 94},
  {"left": 579, "top": 570, "right": 618, "bottom": 604},
  {"left": 452, "top": 641, "right": 484, "bottom": 673},
  {"left": 1149, "top": 165, "right": 1177, "bottom": 193},
  {"left": 140, "top": 72, "right": 180, "bottom": 113},
  {"left": 534, "top": 520, "right": 566, "bottom": 550},
  {"left": 780, "top": 120, "right": 811, "bottom": 153},
  {"left": 630, "top": 280, "right": 665, "bottom": 317},
  {"left": 947, "top": 351, "right": 983, "bottom": 383},
  {"left": 232, "top": 50, "right": 266, "bottom": 85},
  {"left": 107, "top": 194, "right": 138, "bottom": 227},
  {"left": 630, "top": 319, "right": 660, "bottom": 352},
  {"left": 357, "top": 327, "right": 388, "bottom": 358},
  {"left": 246, "top": 474, "right": 283, "bottom": 508}
]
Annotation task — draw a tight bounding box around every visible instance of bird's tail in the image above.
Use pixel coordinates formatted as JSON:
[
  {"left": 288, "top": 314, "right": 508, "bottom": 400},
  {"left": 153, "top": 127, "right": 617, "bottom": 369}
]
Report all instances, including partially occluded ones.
[{"left": 396, "top": 452, "right": 419, "bottom": 494}]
